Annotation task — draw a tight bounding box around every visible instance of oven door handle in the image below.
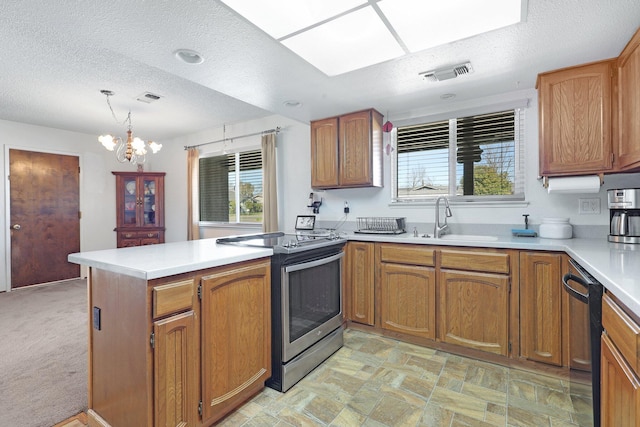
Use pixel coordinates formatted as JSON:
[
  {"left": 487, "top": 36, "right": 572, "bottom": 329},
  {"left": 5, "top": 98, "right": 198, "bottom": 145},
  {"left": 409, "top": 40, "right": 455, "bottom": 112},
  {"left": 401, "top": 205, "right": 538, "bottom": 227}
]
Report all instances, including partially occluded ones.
[
  {"left": 562, "top": 272, "right": 589, "bottom": 303},
  {"left": 284, "top": 251, "right": 344, "bottom": 273}
]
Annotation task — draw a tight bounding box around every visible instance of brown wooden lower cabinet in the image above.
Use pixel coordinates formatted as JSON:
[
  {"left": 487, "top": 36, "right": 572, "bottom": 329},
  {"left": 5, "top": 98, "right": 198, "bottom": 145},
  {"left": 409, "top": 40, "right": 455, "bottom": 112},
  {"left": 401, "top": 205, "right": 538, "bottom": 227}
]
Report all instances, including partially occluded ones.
[
  {"left": 345, "top": 241, "right": 375, "bottom": 326},
  {"left": 154, "top": 311, "right": 199, "bottom": 427},
  {"left": 438, "top": 269, "right": 509, "bottom": 355},
  {"left": 601, "top": 293, "right": 640, "bottom": 426},
  {"left": 377, "top": 243, "right": 436, "bottom": 339},
  {"left": 601, "top": 334, "right": 640, "bottom": 426},
  {"left": 200, "top": 263, "right": 271, "bottom": 425},
  {"left": 87, "top": 258, "right": 271, "bottom": 427},
  {"left": 379, "top": 261, "right": 436, "bottom": 339},
  {"left": 520, "top": 252, "right": 563, "bottom": 365}
]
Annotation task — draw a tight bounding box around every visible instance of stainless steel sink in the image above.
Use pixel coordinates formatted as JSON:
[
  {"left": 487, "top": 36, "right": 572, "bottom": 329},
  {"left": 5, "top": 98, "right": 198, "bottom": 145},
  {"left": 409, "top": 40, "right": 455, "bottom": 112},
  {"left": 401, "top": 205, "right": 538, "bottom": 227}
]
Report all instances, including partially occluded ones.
[{"left": 438, "top": 234, "right": 499, "bottom": 242}]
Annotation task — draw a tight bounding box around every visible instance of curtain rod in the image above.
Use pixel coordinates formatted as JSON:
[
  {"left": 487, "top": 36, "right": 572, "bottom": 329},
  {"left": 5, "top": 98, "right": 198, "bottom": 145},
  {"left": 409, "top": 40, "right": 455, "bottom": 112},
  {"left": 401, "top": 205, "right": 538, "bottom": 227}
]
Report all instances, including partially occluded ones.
[{"left": 184, "top": 127, "right": 280, "bottom": 150}]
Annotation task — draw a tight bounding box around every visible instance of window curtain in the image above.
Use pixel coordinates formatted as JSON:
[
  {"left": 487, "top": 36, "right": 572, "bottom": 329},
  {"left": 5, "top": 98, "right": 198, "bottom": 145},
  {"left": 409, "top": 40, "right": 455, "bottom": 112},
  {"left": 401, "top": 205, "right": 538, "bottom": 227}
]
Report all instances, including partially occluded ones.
[
  {"left": 261, "top": 133, "right": 278, "bottom": 232},
  {"left": 186, "top": 147, "right": 200, "bottom": 240}
]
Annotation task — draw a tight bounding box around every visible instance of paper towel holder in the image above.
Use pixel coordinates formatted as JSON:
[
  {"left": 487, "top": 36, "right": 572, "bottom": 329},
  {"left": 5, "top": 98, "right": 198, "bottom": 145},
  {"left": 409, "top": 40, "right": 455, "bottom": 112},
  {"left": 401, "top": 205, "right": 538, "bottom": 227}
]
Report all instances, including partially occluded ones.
[{"left": 538, "top": 174, "right": 604, "bottom": 189}]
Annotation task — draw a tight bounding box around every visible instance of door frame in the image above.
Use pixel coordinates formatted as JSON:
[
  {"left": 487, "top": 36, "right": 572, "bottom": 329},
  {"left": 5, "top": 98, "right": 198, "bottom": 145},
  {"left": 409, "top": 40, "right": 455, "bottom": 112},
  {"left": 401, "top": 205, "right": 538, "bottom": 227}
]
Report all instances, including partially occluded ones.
[{"left": 3, "top": 145, "right": 84, "bottom": 292}]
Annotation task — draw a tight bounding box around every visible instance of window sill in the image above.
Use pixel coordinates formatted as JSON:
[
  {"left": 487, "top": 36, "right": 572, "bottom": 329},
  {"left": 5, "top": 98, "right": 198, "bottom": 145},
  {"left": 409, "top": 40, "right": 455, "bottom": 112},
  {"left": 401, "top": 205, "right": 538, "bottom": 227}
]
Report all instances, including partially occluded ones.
[
  {"left": 199, "top": 222, "right": 262, "bottom": 229},
  {"left": 389, "top": 199, "right": 529, "bottom": 208}
]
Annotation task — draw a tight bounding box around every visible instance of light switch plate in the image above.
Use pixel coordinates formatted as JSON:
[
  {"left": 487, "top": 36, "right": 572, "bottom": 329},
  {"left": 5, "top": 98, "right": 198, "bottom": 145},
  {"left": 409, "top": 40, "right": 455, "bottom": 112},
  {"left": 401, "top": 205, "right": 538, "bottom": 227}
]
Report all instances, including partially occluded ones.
[{"left": 579, "top": 198, "right": 601, "bottom": 215}]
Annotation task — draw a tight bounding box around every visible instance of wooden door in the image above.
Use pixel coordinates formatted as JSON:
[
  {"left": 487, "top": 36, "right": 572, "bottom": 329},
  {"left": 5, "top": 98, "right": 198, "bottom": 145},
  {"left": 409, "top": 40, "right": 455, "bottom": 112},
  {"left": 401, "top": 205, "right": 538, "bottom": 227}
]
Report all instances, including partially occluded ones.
[
  {"left": 615, "top": 29, "right": 640, "bottom": 170},
  {"left": 339, "top": 110, "right": 372, "bottom": 187},
  {"left": 520, "top": 252, "right": 563, "bottom": 366},
  {"left": 564, "top": 257, "right": 591, "bottom": 371},
  {"left": 538, "top": 60, "right": 614, "bottom": 176},
  {"left": 601, "top": 334, "right": 640, "bottom": 426},
  {"left": 346, "top": 242, "right": 375, "bottom": 326},
  {"left": 379, "top": 262, "right": 436, "bottom": 339},
  {"left": 200, "top": 260, "right": 271, "bottom": 425},
  {"left": 154, "top": 311, "right": 199, "bottom": 427},
  {"left": 310, "top": 117, "right": 339, "bottom": 188},
  {"left": 439, "top": 270, "right": 509, "bottom": 355},
  {"left": 9, "top": 149, "right": 80, "bottom": 288}
]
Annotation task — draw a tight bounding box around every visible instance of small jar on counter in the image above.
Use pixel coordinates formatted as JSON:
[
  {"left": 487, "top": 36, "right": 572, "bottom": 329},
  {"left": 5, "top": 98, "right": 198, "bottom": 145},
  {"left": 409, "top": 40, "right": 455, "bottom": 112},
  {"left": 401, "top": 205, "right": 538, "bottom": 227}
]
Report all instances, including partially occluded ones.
[{"left": 539, "top": 217, "right": 573, "bottom": 239}]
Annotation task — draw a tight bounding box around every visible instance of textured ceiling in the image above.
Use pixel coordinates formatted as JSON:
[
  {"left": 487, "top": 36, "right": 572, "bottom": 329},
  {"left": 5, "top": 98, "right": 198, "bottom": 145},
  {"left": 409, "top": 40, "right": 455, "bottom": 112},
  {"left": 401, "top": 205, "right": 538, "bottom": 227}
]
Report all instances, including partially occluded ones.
[{"left": 0, "top": 1, "right": 638, "bottom": 142}]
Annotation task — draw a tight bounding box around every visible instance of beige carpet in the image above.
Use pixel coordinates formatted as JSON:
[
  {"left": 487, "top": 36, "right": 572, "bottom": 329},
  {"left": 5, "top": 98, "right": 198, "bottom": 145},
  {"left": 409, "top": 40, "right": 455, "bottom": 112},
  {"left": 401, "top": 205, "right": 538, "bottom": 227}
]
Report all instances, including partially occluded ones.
[{"left": 0, "top": 279, "right": 88, "bottom": 427}]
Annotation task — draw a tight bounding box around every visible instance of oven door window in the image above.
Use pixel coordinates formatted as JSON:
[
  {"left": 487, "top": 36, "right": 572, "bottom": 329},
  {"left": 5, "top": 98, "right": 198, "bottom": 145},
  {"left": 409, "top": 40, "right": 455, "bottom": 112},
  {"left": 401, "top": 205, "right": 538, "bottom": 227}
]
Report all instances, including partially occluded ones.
[{"left": 288, "top": 258, "right": 341, "bottom": 342}]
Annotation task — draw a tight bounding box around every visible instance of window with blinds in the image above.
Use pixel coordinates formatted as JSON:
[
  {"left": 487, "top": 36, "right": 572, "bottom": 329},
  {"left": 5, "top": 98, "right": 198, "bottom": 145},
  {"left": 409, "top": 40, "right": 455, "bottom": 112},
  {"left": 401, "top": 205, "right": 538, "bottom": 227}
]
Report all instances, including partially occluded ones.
[
  {"left": 199, "top": 149, "right": 263, "bottom": 223},
  {"left": 394, "top": 109, "right": 524, "bottom": 201}
]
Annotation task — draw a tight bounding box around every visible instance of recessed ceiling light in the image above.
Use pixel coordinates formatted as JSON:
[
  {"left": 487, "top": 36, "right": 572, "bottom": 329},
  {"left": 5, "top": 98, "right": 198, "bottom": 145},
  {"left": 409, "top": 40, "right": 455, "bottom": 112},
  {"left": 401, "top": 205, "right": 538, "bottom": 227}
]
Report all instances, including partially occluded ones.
[
  {"left": 440, "top": 93, "right": 456, "bottom": 100},
  {"left": 174, "top": 49, "right": 204, "bottom": 64},
  {"left": 283, "top": 100, "right": 302, "bottom": 108}
]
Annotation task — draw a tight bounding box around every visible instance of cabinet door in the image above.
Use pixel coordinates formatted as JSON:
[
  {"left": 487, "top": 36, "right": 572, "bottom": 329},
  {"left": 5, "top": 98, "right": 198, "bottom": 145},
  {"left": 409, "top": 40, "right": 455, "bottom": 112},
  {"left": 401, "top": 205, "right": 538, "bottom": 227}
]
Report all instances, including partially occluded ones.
[
  {"left": 601, "top": 334, "right": 640, "bottom": 427},
  {"left": 439, "top": 270, "right": 509, "bottom": 355},
  {"left": 153, "top": 311, "right": 199, "bottom": 427},
  {"left": 565, "top": 259, "right": 591, "bottom": 371},
  {"left": 141, "top": 176, "right": 164, "bottom": 228},
  {"left": 616, "top": 30, "right": 640, "bottom": 170},
  {"left": 346, "top": 242, "right": 375, "bottom": 326},
  {"left": 310, "top": 117, "right": 339, "bottom": 188},
  {"left": 520, "top": 252, "right": 563, "bottom": 366},
  {"left": 200, "top": 260, "right": 271, "bottom": 425},
  {"left": 379, "top": 262, "right": 436, "bottom": 339},
  {"left": 538, "top": 60, "right": 613, "bottom": 176},
  {"left": 117, "top": 175, "right": 140, "bottom": 227},
  {"left": 339, "top": 110, "right": 374, "bottom": 187}
]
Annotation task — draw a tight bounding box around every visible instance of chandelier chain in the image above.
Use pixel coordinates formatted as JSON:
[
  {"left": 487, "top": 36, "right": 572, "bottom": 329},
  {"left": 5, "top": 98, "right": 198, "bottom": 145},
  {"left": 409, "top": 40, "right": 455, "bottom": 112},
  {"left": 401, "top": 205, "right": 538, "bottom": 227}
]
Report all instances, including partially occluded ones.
[{"left": 104, "top": 93, "right": 132, "bottom": 128}]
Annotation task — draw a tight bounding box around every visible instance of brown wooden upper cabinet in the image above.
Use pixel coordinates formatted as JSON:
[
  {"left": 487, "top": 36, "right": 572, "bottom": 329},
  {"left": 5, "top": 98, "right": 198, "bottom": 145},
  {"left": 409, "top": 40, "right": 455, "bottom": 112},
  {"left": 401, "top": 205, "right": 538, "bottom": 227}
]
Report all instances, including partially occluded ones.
[
  {"left": 310, "top": 108, "right": 383, "bottom": 189},
  {"left": 537, "top": 27, "right": 640, "bottom": 177},
  {"left": 615, "top": 29, "right": 640, "bottom": 170},
  {"left": 537, "top": 59, "right": 615, "bottom": 177}
]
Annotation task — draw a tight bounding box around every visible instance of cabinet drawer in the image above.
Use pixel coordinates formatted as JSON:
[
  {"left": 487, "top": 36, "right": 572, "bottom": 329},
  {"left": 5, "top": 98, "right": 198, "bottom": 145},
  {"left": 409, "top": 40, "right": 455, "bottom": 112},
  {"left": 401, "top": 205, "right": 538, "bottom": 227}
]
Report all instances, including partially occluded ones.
[
  {"left": 378, "top": 243, "right": 435, "bottom": 266},
  {"left": 603, "top": 294, "right": 640, "bottom": 375},
  {"left": 120, "top": 231, "right": 160, "bottom": 239},
  {"left": 153, "top": 279, "right": 195, "bottom": 319},
  {"left": 440, "top": 249, "right": 510, "bottom": 274}
]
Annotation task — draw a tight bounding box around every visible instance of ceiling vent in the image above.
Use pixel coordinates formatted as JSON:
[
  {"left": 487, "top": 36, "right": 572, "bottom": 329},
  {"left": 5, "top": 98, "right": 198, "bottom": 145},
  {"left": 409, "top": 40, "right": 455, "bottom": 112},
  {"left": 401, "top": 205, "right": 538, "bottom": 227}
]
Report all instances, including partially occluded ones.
[
  {"left": 419, "top": 62, "right": 474, "bottom": 82},
  {"left": 136, "top": 92, "right": 162, "bottom": 103}
]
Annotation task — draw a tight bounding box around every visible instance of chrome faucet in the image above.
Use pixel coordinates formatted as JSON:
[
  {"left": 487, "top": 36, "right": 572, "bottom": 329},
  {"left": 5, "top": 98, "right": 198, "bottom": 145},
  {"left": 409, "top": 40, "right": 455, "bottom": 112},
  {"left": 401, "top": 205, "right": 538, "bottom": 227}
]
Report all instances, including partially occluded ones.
[{"left": 434, "top": 196, "right": 453, "bottom": 238}]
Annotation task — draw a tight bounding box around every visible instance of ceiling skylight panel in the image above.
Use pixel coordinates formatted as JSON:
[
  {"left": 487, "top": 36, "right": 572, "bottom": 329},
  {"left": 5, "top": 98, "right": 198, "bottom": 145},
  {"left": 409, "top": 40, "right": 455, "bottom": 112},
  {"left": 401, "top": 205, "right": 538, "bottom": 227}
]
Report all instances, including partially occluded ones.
[
  {"left": 281, "top": 6, "right": 405, "bottom": 76},
  {"left": 219, "top": 0, "right": 367, "bottom": 39},
  {"left": 378, "top": 0, "right": 525, "bottom": 53}
]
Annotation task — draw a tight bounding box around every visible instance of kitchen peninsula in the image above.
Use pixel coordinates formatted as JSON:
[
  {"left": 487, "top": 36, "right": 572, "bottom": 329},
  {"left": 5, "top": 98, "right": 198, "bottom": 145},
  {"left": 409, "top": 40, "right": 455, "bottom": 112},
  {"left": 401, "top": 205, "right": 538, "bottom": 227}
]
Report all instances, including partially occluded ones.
[{"left": 69, "top": 239, "right": 273, "bottom": 427}]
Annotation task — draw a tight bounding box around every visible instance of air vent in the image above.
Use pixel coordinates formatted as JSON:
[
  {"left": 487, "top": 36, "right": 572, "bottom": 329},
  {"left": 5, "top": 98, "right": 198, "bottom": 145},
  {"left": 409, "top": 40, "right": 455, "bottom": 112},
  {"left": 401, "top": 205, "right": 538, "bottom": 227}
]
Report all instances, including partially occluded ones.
[
  {"left": 136, "top": 92, "right": 162, "bottom": 103},
  {"left": 419, "top": 62, "right": 474, "bottom": 82}
]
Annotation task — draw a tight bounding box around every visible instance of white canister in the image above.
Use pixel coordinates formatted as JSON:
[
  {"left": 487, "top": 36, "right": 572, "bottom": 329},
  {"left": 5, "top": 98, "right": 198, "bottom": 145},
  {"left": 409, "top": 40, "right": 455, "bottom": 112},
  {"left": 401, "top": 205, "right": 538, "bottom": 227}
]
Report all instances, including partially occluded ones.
[{"left": 539, "top": 217, "right": 573, "bottom": 239}]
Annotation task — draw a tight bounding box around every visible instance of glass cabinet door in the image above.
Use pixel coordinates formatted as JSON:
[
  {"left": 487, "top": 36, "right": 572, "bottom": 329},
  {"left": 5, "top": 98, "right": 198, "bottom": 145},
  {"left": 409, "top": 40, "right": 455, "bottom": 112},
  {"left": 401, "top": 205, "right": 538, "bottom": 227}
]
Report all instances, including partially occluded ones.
[
  {"left": 142, "top": 178, "right": 158, "bottom": 226},
  {"left": 123, "top": 178, "right": 138, "bottom": 225}
]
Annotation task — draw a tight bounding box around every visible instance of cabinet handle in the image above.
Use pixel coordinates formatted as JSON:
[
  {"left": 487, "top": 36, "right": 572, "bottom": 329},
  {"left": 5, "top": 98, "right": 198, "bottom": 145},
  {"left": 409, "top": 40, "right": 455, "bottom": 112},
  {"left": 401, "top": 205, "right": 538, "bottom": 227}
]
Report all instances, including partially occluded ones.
[{"left": 11, "top": 224, "right": 21, "bottom": 230}]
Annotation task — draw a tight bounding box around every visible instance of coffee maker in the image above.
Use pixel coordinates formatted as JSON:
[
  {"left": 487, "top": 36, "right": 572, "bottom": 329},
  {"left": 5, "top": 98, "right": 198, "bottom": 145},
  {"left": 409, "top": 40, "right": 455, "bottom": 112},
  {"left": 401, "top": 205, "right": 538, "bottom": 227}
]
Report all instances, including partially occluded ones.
[{"left": 608, "top": 188, "right": 640, "bottom": 243}]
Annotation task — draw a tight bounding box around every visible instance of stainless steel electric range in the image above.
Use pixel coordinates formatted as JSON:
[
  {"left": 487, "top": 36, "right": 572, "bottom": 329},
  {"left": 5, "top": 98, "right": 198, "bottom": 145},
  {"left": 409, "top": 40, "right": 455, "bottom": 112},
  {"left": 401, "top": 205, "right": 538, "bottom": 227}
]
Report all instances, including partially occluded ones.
[{"left": 216, "top": 231, "right": 346, "bottom": 392}]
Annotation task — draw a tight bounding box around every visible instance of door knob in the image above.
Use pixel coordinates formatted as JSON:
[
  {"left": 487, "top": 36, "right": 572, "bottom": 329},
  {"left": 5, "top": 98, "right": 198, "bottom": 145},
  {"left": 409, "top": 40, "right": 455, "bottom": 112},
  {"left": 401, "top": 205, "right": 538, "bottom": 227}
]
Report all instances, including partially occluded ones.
[{"left": 11, "top": 224, "right": 21, "bottom": 230}]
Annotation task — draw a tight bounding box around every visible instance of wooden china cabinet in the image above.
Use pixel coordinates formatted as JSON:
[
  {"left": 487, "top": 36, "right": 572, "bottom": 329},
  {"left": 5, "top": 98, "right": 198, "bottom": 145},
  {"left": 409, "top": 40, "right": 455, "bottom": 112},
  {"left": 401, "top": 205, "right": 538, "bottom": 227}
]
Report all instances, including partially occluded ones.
[{"left": 113, "top": 171, "right": 165, "bottom": 247}]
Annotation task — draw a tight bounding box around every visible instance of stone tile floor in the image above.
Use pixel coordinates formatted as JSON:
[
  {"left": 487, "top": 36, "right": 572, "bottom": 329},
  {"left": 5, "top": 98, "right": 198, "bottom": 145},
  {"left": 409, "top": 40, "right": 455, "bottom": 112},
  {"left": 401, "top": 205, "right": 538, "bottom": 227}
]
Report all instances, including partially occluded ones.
[{"left": 217, "top": 329, "right": 593, "bottom": 426}]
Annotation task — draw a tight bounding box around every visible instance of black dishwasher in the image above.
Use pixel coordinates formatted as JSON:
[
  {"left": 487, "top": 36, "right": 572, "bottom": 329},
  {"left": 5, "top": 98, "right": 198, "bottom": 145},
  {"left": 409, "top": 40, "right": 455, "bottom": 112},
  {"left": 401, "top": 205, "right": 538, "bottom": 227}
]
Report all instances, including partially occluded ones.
[{"left": 562, "top": 259, "right": 604, "bottom": 427}]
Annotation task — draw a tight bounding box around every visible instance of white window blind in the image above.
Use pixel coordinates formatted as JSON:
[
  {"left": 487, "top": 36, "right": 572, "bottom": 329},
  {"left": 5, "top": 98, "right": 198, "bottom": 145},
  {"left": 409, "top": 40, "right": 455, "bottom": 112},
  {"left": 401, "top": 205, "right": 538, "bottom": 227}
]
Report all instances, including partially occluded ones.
[{"left": 394, "top": 109, "right": 524, "bottom": 201}]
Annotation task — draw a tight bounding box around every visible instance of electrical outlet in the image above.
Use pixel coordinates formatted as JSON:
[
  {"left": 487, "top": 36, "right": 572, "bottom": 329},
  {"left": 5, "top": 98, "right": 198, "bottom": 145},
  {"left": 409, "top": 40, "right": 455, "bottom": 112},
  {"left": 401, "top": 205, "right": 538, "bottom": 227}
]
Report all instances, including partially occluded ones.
[{"left": 579, "top": 198, "right": 601, "bottom": 215}]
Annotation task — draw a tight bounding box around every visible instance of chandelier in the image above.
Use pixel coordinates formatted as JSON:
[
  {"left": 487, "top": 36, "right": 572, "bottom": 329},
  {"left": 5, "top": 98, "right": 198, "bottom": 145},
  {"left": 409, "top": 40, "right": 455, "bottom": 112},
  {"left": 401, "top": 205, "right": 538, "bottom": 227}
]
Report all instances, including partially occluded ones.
[{"left": 97, "top": 90, "right": 162, "bottom": 164}]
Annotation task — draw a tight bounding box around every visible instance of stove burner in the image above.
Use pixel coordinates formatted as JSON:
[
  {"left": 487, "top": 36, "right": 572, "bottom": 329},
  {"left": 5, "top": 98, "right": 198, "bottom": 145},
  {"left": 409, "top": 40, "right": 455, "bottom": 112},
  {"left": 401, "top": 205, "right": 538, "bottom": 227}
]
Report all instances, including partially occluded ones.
[{"left": 216, "top": 231, "right": 345, "bottom": 254}]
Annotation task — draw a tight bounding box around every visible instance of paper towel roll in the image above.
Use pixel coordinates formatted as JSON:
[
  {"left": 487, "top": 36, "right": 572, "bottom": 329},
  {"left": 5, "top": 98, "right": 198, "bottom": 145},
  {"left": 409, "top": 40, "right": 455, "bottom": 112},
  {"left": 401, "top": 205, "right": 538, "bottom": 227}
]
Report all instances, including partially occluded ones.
[{"left": 547, "top": 175, "right": 601, "bottom": 194}]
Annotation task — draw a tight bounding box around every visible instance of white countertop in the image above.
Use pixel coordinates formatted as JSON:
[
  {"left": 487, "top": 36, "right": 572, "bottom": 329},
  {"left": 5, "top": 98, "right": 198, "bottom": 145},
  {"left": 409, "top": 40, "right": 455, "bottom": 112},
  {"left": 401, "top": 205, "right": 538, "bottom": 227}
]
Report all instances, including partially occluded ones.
[
  {"left": 347, "top": 233, "right": 640, "bottom": 317},
  {"left": 68, "top": 239, "right": 273, "bottom": 280},
  {"left": 68, "top": 233, "right": 640, "bottom": 317}
]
